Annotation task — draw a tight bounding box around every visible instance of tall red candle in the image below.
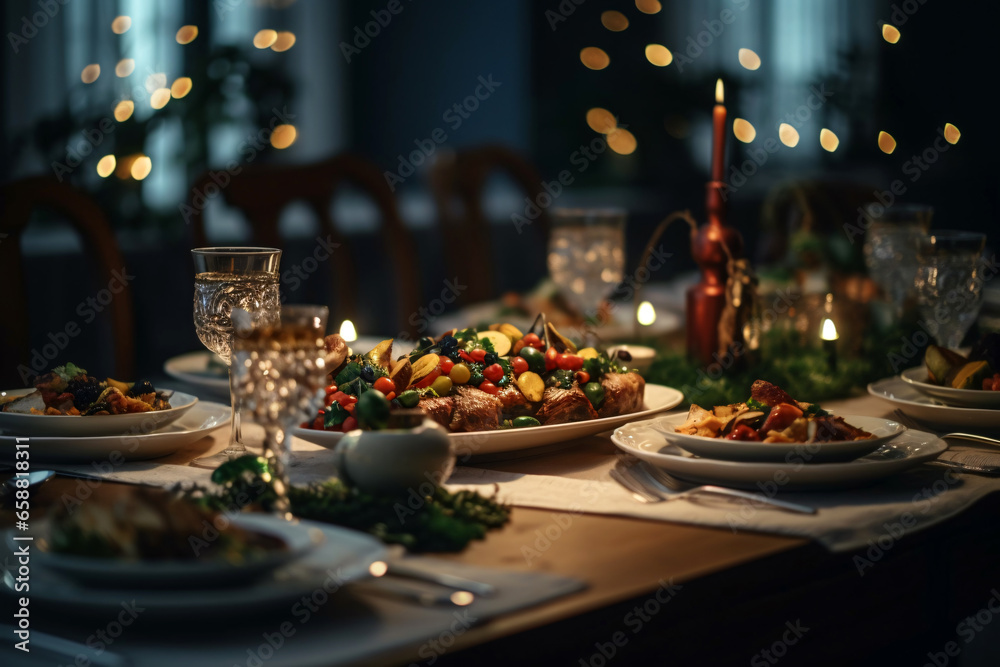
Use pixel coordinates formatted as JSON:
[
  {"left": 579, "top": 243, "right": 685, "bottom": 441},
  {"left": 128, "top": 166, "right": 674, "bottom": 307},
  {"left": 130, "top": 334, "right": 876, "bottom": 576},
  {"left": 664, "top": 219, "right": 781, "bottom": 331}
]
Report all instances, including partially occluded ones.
[{"left": 711, "top": 79, "right": 726, "bottom": 182}]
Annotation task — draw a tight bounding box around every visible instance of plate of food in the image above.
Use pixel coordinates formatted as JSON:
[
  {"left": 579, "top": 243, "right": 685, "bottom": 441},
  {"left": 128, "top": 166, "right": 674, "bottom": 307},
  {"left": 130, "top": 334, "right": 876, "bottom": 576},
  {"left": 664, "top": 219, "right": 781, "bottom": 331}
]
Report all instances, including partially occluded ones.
[
  {"left": 0, "top": 400, "right": 230, "bottom": 463},
  {"left": 0, "top": 363, "right": 197, "bottom": 437},
  {"left": 612, "top": 418, "right": 946, "bottom": 491},
  {"left": 293, "top": 318, "right": 683, "bottom": 456},
  {"left": 29, "top": 488, "right": 323, "bottom": 589},
  {"left": 868, "top": 377, "right": 1000, "bottom": 430},
  {"left": 653, "top": 380, "right": 906, "bottom": 463},
  {"left": 898, "top": 335, "right": 1000, "bottom": 408}
]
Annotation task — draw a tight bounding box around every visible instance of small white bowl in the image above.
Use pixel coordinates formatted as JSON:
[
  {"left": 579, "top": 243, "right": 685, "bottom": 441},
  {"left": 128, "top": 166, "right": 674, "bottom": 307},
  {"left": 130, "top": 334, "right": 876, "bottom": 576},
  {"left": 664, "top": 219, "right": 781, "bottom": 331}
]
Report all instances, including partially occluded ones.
[{"left": 606, "top": 344, "right": 656, "bottom": 375}]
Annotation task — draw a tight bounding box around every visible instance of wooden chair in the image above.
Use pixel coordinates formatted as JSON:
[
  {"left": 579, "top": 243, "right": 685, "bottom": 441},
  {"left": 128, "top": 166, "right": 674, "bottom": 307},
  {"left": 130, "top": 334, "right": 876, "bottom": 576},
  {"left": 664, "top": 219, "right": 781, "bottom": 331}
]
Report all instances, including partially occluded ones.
[
  {"left": 0, "top": 176, "right": 135, "bottom": 386},
  {"left": 186, "top": 153, "right": 421, "bottom": 336},
  {"left": 429, "top": 144, "right": 551, "bottom": 305}
]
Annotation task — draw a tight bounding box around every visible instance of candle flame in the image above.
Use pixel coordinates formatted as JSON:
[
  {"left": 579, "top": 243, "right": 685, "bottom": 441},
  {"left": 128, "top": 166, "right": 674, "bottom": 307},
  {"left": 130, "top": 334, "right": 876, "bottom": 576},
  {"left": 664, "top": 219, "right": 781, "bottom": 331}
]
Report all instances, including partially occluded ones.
[
  {"left": 637, "top": 301, "right": 656, "bottom": 326},
  {"left": 733, "top": 118, "right": 756, "bottom": 143},
  {"left": 339, "top": 319, "right": 357, "bottom": 342},
  {"left": 821, "top": 318, "right": 839, "bottom": 341},
  {"left": 943, "top": 123, "right": 960, "bottom": 144},
  {"left": 715, "top": 79, "right": 724, "bottom": 104},
  {"left": 820, "top": 128, "right": 840, "bottom": 152},
  {"left": 878, "top": 131, "right": 897, "bottom": 154}
]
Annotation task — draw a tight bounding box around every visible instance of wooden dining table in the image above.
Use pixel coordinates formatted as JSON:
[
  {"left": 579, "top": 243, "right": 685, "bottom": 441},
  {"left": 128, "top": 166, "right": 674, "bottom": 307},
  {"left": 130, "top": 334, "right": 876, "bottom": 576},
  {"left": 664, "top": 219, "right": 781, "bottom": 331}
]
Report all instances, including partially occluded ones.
[{"left": 4, "top": 393, "right": 1000, "bottom": 666}]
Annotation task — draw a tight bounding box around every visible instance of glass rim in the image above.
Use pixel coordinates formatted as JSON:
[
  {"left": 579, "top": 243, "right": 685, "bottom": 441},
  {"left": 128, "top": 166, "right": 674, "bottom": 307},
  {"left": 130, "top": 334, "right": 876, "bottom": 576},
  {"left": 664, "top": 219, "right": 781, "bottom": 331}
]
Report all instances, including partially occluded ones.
[{"left": 191, "top": 247, "right": 282, "bottom": 256}]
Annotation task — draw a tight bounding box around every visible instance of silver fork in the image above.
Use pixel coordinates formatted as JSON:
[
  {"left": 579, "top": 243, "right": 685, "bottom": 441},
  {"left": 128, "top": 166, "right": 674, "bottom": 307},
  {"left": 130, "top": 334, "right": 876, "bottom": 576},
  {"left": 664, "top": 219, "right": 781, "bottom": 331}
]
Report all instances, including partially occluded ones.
[
  {"left": 892, "top": 410, "right": 1000, "bottom": 474},
  {"left": 612, "top": 459, "right": 816, "bottom": 514}
]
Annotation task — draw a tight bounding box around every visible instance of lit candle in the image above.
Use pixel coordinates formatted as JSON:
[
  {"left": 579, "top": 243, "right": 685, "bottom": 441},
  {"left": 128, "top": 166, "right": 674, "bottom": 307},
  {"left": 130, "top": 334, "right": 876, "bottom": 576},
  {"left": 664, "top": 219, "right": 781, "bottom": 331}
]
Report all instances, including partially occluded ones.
[
  {"left": 711, "top": 79, "right": 726, "bottom": 182},
  {"left": 339, "top": 319, "right": 357, "bottom": 342},
  {"left": 820, "top": 318, "right": 839, "bottom": 372}
]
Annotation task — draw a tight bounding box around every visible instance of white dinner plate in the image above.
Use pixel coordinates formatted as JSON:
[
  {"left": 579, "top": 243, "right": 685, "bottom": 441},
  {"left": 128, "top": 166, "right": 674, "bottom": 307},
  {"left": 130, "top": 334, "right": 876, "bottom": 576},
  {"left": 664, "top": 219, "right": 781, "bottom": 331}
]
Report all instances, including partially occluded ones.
[
  {"left": 649, "top": 413, "right": 905, "bottom": 463},
  {"left": 899, "top": 366, "right": 1000, "bottom": 408},
  {"left": 294, "top": 384, "right": 684, "bottom": 456},
  {"left": 0, "top": 400, "right": 230, "bottom": 463},
  {"left": 30, "top": 514, "right": 323, "bottom": 589},
  {"left": 869, "top": 376, "right": 1000, "bottom": 431},
  {"left": 163, "top": 351, "right": 230, "bottom": 397},
  {"left": 0, "top": 389, "right": 198, "bottom": 437},
  {"left": 2, "top": 519, "right": 387, "bottom": 616},
  {"left": 612, "top": 417, "right": 947, "bottom": 491}
]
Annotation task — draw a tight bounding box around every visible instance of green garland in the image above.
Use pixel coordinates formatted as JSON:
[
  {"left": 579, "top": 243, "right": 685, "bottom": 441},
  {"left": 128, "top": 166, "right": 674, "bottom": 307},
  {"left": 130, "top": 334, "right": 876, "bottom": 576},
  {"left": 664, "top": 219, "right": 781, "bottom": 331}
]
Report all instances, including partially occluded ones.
[
  {"left": 181, "top": 456, "right": 510, "bottom": 553},
  {"left": 643, "top": 325, "right": 906, "bottom": 407}
]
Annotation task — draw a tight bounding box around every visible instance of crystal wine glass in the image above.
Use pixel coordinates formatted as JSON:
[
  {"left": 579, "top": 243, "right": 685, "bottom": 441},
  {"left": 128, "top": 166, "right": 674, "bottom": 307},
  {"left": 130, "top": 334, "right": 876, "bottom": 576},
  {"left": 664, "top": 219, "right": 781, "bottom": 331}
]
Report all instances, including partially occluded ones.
[
  {"left": 862, "top": 204, "right": 933, "bottom": 322},
  {"left": 192, "top": 247, "right": 281, "bottom": 467},
  {"left": 232, "top": 305, "right": 329, "bottom": 517},
  {"left": 914, "top": 231, "right": 987, "bottom": 348},
  {"left": 547, "top": 208, "right": 626, "bottom": 325}
]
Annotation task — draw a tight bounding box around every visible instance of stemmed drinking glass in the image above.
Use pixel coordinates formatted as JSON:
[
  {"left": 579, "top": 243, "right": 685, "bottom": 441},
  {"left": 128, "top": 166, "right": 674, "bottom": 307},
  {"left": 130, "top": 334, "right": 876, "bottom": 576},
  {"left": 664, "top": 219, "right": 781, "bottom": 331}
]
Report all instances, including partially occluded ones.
[
  {"left": 547, "top": 208, "right": 626, "bottom": 335},
  {"left": 232, "top": 305, "right": 329, "bottom": 517},
  {"left": 191, "top": 247, "right": 281, "bottom": 467},
  {"left": 914, "top": 231, "right": 987, "bottom": 348},
  {"left": 862, "top": 204, "right": 933, "bottom": 322}
]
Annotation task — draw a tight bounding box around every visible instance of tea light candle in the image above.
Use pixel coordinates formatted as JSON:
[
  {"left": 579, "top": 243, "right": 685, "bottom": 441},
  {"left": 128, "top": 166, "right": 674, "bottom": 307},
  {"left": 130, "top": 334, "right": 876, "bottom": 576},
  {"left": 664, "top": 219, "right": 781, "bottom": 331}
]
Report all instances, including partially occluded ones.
[{"left": 820, "top": 318, "right": 839, "bottom": 372}]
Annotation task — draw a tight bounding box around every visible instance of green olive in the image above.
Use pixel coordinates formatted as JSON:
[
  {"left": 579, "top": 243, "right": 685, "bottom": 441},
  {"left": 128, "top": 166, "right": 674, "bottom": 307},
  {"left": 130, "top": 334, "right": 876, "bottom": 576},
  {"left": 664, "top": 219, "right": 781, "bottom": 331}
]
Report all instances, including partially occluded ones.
[
  {"left": 512, "top": 416, "right": 541, "bottom": 428},
  {"left": 397, "top": 389, "right": 420, "bottom": 408},
  {"left": 430, "top": 375, "right": 453, "bottom": 397},
  {"left": 583, "top": 381, "right": 605, "bottom": 408},
  {"left": 519, "top": 346, "right": 546, "bottom": 374}
]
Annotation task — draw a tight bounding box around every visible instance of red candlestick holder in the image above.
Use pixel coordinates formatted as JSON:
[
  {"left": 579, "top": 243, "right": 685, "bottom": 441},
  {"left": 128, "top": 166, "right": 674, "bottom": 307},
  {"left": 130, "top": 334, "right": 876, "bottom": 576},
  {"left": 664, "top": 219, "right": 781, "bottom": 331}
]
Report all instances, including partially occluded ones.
[{"left": 685, "top": 181, "right": 744, "bottom": 366}]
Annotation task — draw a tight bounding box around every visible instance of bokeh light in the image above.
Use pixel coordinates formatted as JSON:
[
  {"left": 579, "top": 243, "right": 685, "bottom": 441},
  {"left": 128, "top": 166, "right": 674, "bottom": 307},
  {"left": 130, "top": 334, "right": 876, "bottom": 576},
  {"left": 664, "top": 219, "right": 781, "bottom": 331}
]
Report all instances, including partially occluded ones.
[
  {"left": 170, "top": 77, "right": 193, "bottom": 99},
  {"left": 607, "top": 128, "right": 637, "bottom": 155},
  {"left": 733, "top": 118, "right": 756, "bottom": 143},
  {"left": 738, "top": 48, "right": 761, "bottom": 70},
  {"left": 111, "top": 16, "right": 131, "bottom": 34},
  {"left": 130, "top": 155, "right": 152, "bottom": 180},
  {"left": 115, "top": 59, "right": 135, "bottom": 77},
  {"left": 882, "top": 24, "right": 901, "bottom": 44},
  {"left": 114, "top": 100, "right": 134, "bottom": 122},
  {"left": 271, "top": 31, "right": 296, "bottom": 51},
  {"left": 601, "top": 11, "right": 629, "bottom": 32},
  {"left": 779, "top": 123, "right": 800, "bottom": 147},
  {"left": 878, "top": 130, "right": 897, "bottom": 154},
  {"left": 150, "top": 88, "right": 171, "bottom": 109},
  {"left": 820, "top": 128, "right": 840, "bottom": 152},
  {"left": 645, "top": 44, "right": 673, "bottom": 67},
  {"left": 176, "top": 25, "right": 199, "bottom": 44},
  {"left": 253, "top": 29, "right": 278, "bottom": 49},
  {"left": 81, "top": 65, "right": 100, "bottom": 84},
  {"left": 635, "top": 0, "right": 661, "bottom": 14},
  {"left": 270, "top": 125, "right": 298, "bottom": 149},
  {"left": 580, "top": 47, "right": 610, "bottom": 70},
  {"left": 943, "top": 123, "right": 961, "bottom": 144},
  {"left": 586, "top": 108, "right": 617, "bottom": 134},
  {"left": 96, "top": 155, "right": 116, "bottom": 178}
]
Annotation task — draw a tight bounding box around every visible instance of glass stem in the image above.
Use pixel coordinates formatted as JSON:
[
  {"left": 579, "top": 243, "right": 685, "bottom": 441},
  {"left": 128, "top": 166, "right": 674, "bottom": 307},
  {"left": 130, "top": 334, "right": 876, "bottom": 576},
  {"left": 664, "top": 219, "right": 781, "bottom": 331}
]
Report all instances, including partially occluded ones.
[
  {"left": 226, "top": 366, "right": 245, "bottom": 456},
  {"left": 262, "top": 426, "right": 292, "bottom": 518}
]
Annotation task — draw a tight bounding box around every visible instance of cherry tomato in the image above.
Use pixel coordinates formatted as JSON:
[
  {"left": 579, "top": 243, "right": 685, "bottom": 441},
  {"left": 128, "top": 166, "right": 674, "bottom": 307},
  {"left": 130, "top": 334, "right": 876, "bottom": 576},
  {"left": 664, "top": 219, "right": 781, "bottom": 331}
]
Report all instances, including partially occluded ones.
[
  {"left": 726, "top": 423, "right": 761, "bottom": 441},
  {"left": 512, "top": 356, "right": 529, "bottom": 375},
  {"left": 557, "top": 353, "right": 584, "bottom": 371},
  {"left": 341, "top": 416, "right": 358, "bottom": 432},
  {"left": 439, "top": 357, "right": 455, "bottom": 375},
  {"left": 478, "top": 380, "right": 499, "bottom": 395},
  {"left": 758, "top": 403, "right": 803, "bottom": 435},
  {"left": 545, "top": 347, "right": 559, "bottom": 371},
  {"left": 470, "top": 348, "right": 488, "bottom": 363},
  {"left": 415, "top": 368, "right": 442, "bottom": 388},
  {"left": 575, "top": 370, "right": 590, "bottom": 385},
  {"left": 450, "top": 363, "right": 472, "bottom": 384},
  {"left": 373, "top": 377, "right": 396, "bottom": 394},
  {"left": 522, "top": 333, "right": 542, "bottom": 349},
  {"left": 484, "top": 363, "right": 504, "bottom": 383}
]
